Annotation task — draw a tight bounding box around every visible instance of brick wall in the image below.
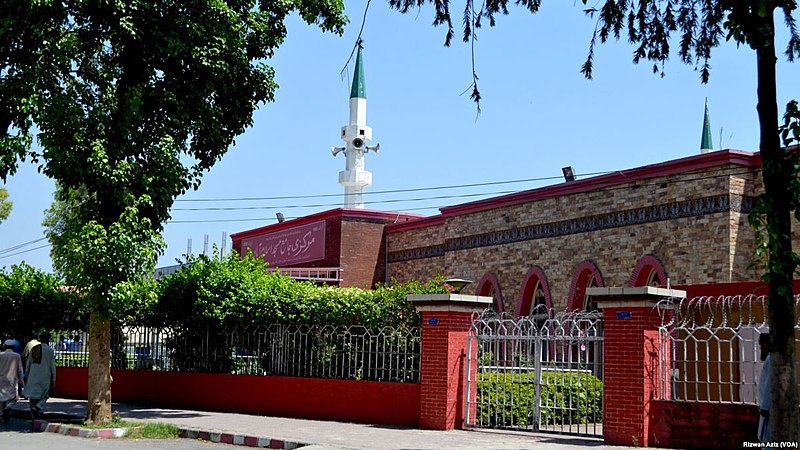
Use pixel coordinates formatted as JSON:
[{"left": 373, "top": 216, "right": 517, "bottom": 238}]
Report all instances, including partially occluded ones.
[
  {"left": 339, "top": 220, "right": 387, "bottom": 288},
  {"left": 649, "top": 401, "right": 759, "bottom": 449},
  {"left": 418, "top": 310, "right": 472, "bottom": 430},
  {"left": 602, "top": 304, "right": 662, "bottom": 446},
  {"left": 388, "top": 160, "right": 763, "bottom": 312}
]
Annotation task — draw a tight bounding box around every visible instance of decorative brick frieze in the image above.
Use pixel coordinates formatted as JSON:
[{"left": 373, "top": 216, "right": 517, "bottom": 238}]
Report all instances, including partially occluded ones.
[
  {"left": 388, "top": 193, "right": 754, "bottom": 263},
  {"left": 388, "top": 244, "right": 445, "bottom": 263}
]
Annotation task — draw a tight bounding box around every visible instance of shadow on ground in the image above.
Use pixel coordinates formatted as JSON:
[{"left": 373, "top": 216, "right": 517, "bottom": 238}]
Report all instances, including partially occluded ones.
[{"left": 0, "top": 418, "right": 38, "bottom": 434}]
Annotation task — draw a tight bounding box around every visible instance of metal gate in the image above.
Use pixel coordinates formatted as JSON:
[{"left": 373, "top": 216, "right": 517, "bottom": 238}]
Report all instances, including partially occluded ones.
[{"left": 464, "top": 308, "right": 604, "bottom": 437}]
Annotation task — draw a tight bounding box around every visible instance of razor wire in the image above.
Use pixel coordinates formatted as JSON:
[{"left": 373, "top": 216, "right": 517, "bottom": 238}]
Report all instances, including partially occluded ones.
[{"left": 655, "top": 294, "right": 800, "bottom": 404}]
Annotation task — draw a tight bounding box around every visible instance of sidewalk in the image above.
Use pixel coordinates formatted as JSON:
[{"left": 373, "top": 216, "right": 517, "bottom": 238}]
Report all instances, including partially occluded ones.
[{"left": 12, "top": 397, "right": 638, "bottom": 449}]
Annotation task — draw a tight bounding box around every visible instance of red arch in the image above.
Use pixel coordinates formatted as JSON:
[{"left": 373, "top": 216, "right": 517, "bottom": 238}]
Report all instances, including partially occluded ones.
[
  {"left": 566, "top": 260, "right": 605, "bottom": 312},
  {"left": 476, "top": 272, "right": 505, "bottom": 313},
  {"left": 516, "top": 267, "right": 553, "bottom": 317},
  {"left": 628, "top": 254, "right": 668, "bottom": 287}
]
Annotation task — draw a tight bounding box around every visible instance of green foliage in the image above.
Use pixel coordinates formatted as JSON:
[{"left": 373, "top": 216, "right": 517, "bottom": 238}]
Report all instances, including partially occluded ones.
[
  {"left": 0, "top": 263, "right": 88, "bottom": 339},
  {"left": 1, "top": 0, "right": 347, "bottom": 318},
  {"left": 0, "top": 187, "right": 11, "bottom": 223},
  {"left": 477, "top": 370, "right": 603, "bottom": 428},
  {"left": 748, "top": 100, "right": 800, "bottom": 277},
  {"left": 129, "top": 251, "right": 451, "bottom": 329}
]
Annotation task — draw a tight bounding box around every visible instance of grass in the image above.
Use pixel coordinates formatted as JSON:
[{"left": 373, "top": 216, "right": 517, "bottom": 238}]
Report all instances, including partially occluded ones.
[
  {"left": 124, "top": 422, "right": 181, "bottom": 439},
  {"left": 69, "top": 417, "right": 181, "bottom": 439}
]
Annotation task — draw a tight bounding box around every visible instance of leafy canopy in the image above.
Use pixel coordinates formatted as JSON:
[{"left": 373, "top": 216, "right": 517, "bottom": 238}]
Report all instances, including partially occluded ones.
[
  {"left": 1, "top": 0, "right": 346, "bottom": 314},
  {"left": 388, "top": 0, "right": 800, "bottom": 103}
]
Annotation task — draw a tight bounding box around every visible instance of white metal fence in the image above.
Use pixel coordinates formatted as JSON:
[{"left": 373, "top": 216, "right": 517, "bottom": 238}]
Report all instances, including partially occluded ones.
[
  {"left": 50, "top": 324, "right": 421, "bottom": 383},
  {"left": 657, "top": 294, "right": 800, "bottom": 404}
]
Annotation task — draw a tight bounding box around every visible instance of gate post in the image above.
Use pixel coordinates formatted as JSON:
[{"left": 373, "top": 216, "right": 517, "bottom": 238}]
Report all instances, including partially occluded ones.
[
  {"left": 408, "top": 293, "right": 492, "bottom": 430},
  {"left": 587, "top": 286, "right": 684, "bottom": 447}
]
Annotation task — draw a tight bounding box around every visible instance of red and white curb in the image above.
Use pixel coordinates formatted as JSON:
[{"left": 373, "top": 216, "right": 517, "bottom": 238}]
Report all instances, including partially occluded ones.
[
  {"left": 31, "top": 420, "right": 306, "bottom": 448},
  {"left": 32, "top": 419, "right": 127, "bottom": 438},
  {"left": 179, "top": 428, "right": 305, "bottom": 449}
]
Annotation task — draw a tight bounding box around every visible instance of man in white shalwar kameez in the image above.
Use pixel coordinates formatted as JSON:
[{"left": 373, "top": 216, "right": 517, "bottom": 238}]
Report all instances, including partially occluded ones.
[
  {"left": 23, "top": 332, "right": 56, "bottom": 419},
  {"left": 0, "top": 339, "right": 24, "bottom": 422}
]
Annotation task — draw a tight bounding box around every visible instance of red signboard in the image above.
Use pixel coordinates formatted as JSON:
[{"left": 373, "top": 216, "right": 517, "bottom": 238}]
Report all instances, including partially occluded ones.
[{"left": 241, "top": 221, "right": 326, "bottom": 266}]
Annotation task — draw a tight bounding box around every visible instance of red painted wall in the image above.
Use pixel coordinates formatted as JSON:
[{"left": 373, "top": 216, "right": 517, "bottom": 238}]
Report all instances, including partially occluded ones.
[
  {"left": 674, "top": 279, "right": 800, "bottom": 298},
  {"left": 649, "top": 401, "right": 759, "bottom": 449},
  {"left": 53, "top": 368, "right": 420, "bottom": 427}
]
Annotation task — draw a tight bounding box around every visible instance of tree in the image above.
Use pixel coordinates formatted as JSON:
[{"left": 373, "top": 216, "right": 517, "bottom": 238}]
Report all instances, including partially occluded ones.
[
  {"left": 42, "top": 184, "right": 92, "bottom": 278},
  {"left": 0, "top": 187, "right": 11, "bottom": 223},
  {"left": 1, "top": 1, "right": 345, "bottom": 423},
  {"left": 389, "top": 0, "right": 800, "bottom": 440}
]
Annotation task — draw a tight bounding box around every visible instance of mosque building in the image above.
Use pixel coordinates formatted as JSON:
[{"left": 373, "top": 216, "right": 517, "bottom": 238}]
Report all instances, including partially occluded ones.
[{"left": 230, "top": 45, "right": 796, "bottom": 315}]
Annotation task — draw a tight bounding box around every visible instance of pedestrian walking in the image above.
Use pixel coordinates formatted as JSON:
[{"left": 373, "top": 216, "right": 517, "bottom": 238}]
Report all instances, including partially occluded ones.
[
  {"left": 0, "top": 339, "right": 24, "bottom": 423},
  {"left": 23, "top": 331, "right": 56, "bottom": 420},
  {"left": 21, "top": 334, "right": 40, "bottom": 368}
]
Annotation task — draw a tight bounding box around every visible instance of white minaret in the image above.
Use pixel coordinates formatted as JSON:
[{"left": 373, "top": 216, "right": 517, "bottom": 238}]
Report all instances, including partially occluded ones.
[{"left": 332, "top": 43, "right": 379, "bottom": 209}]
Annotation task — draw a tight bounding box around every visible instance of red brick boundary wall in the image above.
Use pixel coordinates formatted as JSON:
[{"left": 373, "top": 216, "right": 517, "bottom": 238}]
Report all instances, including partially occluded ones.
[
  {"left": 52, "top": 368, "right": 420, "bottom": 426},
  {"left": 591, "top": 286, "right": 682, "bottom": 447},
  {"left": 52, "top": 294, "right": 492, "bottom": 431},
  {"left": 409, "top": 293, "right": 492, "bottom": 430},
  {"left": 590, "top": 283, "right": 791, "bottom": 448},
  {"left": 648, "top": 401, "right": 759, "bottom": 449}
]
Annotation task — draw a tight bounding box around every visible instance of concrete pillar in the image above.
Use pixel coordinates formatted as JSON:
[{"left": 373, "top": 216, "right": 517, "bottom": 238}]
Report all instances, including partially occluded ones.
[
  {"left": 587, "top": 286, "right": 684, "bottom": 447},
  {"left": 408, "top": 293, "right": 492, "bottom": 430}
]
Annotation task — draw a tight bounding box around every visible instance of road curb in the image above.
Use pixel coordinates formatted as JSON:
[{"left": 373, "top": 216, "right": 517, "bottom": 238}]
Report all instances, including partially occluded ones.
[
  {"left": 32, "top": 419, "right": 128, "bottom": 438},
  {"left": 178, "top": 427, "right": 307, "bottom": 449},
  {"left": 28, "top": 417, "right": 308, "bottom": 448}
]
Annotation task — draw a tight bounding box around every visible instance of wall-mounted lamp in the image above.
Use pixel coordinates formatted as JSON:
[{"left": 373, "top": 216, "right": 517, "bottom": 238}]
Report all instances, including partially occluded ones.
[
  {"left": 276, "top": 212, "right": 285, "bottom": 223},
  {"left": 562, "top": 166, "right": 576, "bottom": 182}
]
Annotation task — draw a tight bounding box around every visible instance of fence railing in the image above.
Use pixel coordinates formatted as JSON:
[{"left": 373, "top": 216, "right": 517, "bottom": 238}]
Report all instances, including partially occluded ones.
[
  {"left": 656, "top": 294, "right": 800, "bottom": 404},
  {"left": 466, "top": 309, "right": 604, "bottom": 437},
  {"left": 50, "top": 324, "right": 421, "bottom": 383}
]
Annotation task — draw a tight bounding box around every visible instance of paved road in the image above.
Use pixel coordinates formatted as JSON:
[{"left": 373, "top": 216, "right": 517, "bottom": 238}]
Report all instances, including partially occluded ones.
[{"left": 0, "top": 418, "right": 222, "bottom": 449}]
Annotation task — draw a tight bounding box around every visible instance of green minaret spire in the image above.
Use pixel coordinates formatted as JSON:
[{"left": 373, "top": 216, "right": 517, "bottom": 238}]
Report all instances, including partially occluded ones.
[
  {"left": 350, "top": 44, "right": 366, "bottom": 99},
  {"left": 700, "top": 98, "right": 713, "bottom": 153}
]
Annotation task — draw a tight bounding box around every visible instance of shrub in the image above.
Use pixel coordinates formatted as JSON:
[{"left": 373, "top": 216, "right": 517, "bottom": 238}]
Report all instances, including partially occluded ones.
[
  {"left": 130, "top": 251, "right": 450, "bottom": 330},
  {"left": 0, "top": 263, "right": 88, "bottom": 340},
  {"left": 477, "top": 370, "right": 603, "bottom": 428}
]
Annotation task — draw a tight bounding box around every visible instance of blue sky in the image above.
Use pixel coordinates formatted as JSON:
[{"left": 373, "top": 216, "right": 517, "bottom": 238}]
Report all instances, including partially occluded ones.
[{"left": 1, "top": 2, "right": 799, "bottom": 273}]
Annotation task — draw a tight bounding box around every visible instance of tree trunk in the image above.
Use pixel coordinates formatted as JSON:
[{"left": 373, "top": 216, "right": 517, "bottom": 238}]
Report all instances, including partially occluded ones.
[
  {"left": 87, "top": 309, "right": 112, "bottom": 423},
  {"left": 755, "top": 5, "right": 800, "bottom": 440}
]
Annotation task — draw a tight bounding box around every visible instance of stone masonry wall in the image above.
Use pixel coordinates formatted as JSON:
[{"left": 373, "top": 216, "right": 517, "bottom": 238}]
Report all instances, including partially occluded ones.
[{"left": 388, "top": 163, "right": 763, "bottom": 312}]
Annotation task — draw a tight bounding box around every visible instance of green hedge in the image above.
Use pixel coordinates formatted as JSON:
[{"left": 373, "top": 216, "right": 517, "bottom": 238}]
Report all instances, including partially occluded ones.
[
  {"left": 126, "top": 252, "right": 450, "bottom": 330},
  {"left": 0, "top": 263, "right": 88, "bottom": 340},
  {"left": 477, "top": 370, "right": 603, "bottom": 428}
]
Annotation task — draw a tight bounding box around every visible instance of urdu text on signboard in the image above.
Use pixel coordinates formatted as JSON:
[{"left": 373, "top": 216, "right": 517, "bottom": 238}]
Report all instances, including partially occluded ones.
[{"left": 242, "top": 221, "right": 326, "bottom": 266}]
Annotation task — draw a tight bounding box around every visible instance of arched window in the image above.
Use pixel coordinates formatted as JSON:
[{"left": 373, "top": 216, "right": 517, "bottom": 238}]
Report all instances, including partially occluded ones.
[
  {"left": 476, "top": 273, "right": 505, "bottom": 314},
  {"left": 516, "top": 267, "right": 552, "bottom": 319},
  {"left": 517, "top": 267, "right": 554, "bottom": 361},
  {"left": 628, "top": 254, "right": 668, "bottom": 287},
  {"left": 567, "top": 260, "right": 605, "bottom": 312}
]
